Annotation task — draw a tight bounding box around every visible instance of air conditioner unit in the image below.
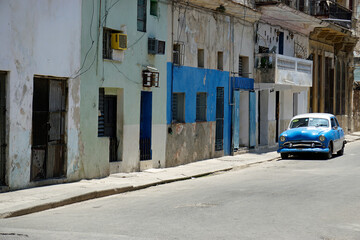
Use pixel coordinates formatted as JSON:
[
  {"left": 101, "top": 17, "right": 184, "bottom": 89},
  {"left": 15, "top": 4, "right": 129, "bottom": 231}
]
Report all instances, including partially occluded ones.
[
  {"left": 148, "top": 38, "right": 165, "bottom": 55},
  {"left": 111, "top": 33, "right": 127, "bottom": 50}
]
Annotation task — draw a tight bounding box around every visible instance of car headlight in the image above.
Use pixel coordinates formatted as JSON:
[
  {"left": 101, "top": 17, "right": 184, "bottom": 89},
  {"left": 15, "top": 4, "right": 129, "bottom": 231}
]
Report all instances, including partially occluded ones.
[
  {"left": 280, "top": 136, "right": 286, "bottom": 142},
  {"left": 319, "top": 135, "right": 326, "bottom": 142}
]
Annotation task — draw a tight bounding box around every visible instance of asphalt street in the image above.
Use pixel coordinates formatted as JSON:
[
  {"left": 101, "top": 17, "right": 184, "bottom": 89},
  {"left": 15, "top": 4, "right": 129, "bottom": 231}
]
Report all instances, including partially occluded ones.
[{"left": 1, "top": 141, "right": 360, "bottom": 240}]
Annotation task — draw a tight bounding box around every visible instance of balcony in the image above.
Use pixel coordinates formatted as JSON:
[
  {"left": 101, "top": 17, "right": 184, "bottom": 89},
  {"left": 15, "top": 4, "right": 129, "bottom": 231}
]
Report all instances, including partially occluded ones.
[
  {"left": 256, "top": 0, "right": 352, "bottom": 29},
  {"left": 255, "top": 53, "right": 313, "bottom": 87},
  {"left": 309, "top": 0, "right": 352, "bottom": 29}
]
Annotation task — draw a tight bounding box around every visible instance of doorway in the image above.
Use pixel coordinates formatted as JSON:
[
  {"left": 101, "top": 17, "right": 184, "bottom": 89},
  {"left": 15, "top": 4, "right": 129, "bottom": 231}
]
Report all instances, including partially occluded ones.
[
  {"left": 31, "top": 77, "right": 66, "bottom": 181},
  {"left": 98, "top": 89, "right": 118, "bottom": 162},
  {"left": 0, "top": 73, "right": 6, "bottom": 185},
  {"left": 215, "top": 87, "right": 224, "bottom": 151},
  {"left": 249, "top": 91, "right": 256, "bottom": 148},
  {"left": 140, "top": 91, "right": 152, "bottom": 160},
  {"left": 279, "top": 32, "right": 284, "bottom": 55},
  {"left": 275, "top": 91, "right": 280, "bottom": 143}
]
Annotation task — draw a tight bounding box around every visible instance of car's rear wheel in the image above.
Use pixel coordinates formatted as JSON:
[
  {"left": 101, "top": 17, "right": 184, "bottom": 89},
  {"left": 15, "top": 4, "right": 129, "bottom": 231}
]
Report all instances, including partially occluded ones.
[
  {"left": 337, "top": 142, "right": 345, "bottom": 156},
  {"left": 325, "top": 143, "right": 333, "bottom": 159},
  {"left": 281, "top": 153, "right": 289, "bottom": 159}
]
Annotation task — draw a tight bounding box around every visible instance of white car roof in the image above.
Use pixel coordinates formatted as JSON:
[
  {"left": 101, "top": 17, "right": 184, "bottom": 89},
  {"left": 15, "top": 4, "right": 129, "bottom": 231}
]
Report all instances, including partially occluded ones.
[{"left": 291, "top": 113, "right": 334, "bottom": 120}]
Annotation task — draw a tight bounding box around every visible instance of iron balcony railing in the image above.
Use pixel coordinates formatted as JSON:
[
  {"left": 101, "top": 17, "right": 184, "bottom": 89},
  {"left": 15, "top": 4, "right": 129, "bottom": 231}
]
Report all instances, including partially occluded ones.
[
  {"left": 255, "top": 0, "right": 352, "bottom": 29},
  {"left": 255, "top": 53, "right": 313, "bottom": 87},
  {"left": 309, "top": 0, "right": 352, "bottom": 28}
]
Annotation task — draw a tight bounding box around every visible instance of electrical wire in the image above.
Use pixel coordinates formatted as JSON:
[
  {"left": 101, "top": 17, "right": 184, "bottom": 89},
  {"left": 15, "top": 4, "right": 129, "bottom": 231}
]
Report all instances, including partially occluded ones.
[{"left": 111, "top": 62, "right": 141, "bottom": 85}]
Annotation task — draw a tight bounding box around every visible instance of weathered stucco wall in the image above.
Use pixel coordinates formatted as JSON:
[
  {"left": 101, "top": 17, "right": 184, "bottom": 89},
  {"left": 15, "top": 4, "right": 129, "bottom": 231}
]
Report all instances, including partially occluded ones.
[
  {"left": 166, "top": 122, "right": 221, "bottom": 167},
  {"left": 353, "top": 90, "right": 360, "bottom": 131},
  {"left": 0, "top": 0, "right": 81, "bottom": 189},
  {"left": 78, "top": 0, "right": 168, "bottom": 178},
  {"left": 166, "top": 2, "right": 256, "bottom": 163}
]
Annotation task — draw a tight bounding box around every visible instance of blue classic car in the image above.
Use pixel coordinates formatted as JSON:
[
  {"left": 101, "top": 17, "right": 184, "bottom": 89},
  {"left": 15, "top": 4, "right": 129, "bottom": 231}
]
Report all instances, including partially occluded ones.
[{"left": 278, "top": 113, "right": 346, "bottom": 159}]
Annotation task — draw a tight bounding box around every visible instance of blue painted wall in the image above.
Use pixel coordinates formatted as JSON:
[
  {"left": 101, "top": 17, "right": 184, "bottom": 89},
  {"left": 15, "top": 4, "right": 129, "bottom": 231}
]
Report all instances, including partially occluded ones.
[{"left": 167, "top": 63, "right": 232, "bottom": 155}]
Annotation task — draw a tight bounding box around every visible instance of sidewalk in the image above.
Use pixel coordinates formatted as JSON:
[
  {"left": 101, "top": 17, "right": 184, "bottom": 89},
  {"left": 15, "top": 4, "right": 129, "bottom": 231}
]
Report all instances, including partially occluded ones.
[{"left": 0, "top": 132, "right": 359, "bottom": 219}]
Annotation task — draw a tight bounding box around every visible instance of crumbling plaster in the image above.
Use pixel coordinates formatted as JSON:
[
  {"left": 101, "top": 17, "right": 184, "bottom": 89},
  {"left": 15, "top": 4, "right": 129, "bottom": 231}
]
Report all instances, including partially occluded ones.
[{"left": 0, "top": 0, "right": 82, "bottom": 189}]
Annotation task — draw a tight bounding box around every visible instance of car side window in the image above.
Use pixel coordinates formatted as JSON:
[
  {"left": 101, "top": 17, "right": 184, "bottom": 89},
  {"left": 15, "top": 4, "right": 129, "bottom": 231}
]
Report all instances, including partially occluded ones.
[
  {"left": 331, "top": 118, "right": 336, "bottom": 128},
  {"left": 334, "top": 118, "right": 340, "bottom": 127}
]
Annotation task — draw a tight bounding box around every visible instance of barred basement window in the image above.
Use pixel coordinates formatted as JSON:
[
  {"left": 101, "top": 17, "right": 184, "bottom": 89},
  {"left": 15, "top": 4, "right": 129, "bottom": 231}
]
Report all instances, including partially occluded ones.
[
  {"left": 172, "top": 93, "right": 185, "bottom": 123},
  {"left": 196, "top": 92, "right": 207, "bottom": 121}
]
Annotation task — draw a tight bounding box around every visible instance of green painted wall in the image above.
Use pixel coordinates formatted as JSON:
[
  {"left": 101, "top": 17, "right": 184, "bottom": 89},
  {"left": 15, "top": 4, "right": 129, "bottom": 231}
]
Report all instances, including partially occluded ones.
[{"left": 74, "top": 0, "right": 168, "bottom": 179}]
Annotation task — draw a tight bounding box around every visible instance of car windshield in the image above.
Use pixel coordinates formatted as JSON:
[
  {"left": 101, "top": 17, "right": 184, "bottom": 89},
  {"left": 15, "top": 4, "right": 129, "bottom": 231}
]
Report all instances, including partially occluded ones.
[{"left": 290, "top": 117, "right": 329, "bottom": 128}]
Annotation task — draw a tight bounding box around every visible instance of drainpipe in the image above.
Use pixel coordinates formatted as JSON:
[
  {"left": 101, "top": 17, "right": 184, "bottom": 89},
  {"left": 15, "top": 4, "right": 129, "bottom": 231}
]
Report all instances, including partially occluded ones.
[{"left": 229, "top": 16, "right": 235, "bottom": 155}]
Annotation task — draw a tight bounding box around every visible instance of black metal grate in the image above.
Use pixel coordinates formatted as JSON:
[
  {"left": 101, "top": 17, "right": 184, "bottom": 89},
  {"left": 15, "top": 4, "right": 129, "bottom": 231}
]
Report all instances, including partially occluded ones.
[
  {"left": 137, "top": 0, "right": 147, "bottom": 32},
  {"left": 0, "top": 73, "right": 6, "bottom": 185},
  {"left": 196, "top": 92, "right": 207, "bottom": 121},
  {"left": 140, "top": 138, "right": 151, "bottom": 160},
  {"left": 98, "top": 88, "right": 105, "bottom": 137},
  {"left": 215, "top": 87, "right": 224, "bottom": 151}
]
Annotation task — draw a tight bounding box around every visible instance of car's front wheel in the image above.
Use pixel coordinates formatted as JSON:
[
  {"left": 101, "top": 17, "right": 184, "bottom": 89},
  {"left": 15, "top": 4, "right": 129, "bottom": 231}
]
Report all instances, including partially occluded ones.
[
  {"left": 325, "top": 143, "right": 333, "bottom": 159},
  {"left": 281, "top": 153, "right": 289, "bottom": 159}
]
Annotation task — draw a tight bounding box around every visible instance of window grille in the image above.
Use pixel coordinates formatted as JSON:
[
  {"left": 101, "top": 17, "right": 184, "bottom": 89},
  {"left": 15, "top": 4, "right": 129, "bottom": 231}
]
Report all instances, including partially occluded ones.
[
  {"left": 172, "top": 93, "right": 185, "bottom": 123},
  {"left": 173, "top": 42, "right": 184, "bottom": 65},
  {"left": 196, "top": 93, "right": 207, "bottom": 121},
  {"left": 0, "top": 73, "right": 6, "bottom": 185},
  {"left": 137, "top": 0, "right": 147, "bottom": 32},
  {"left": 215, "top": 87, "right": 224, "bottom": 151},
  {"left": 98, "top": 88, "right": 105, "bottom": 137}
]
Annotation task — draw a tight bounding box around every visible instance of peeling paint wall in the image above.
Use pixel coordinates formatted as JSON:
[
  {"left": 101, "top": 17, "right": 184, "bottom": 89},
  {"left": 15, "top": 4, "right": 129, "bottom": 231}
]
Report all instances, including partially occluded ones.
[
  {"left": 0, "top": 0, "right": 82, "bottom": 189},
  {"left": 78, "top": 0, "right": 168, "bottom": 177},
  {"left": 166, "top": 122, "right": 221, "bottom": 167},
  {"left": 166, "top": 2, "right": 256, "bottom": 164}
]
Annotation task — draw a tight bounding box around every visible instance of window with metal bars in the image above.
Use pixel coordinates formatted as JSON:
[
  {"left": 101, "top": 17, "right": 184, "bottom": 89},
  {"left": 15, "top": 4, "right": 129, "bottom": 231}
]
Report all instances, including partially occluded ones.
[
  {"left": 215, "top": 87, "right": 224, "bottom": 151},
  {"left": 0, "top": 73, "right": 6, "bottom": 185},
  {"left": 173, "top": 42, "right": 184, "bottom": 65},
  {"left": 103, "top": 28, "right": 123, "bottom": 60},
  {"left": 103, "top": 28, "right": 112, "bottom": 59},
  {"left": 172, "top": 93, "right": 185, "bottom": 123},
  {"left": 98, "top": 88, "right": 105, "bottom": 137},
  {"left": 137, "top": 0, "right": 147, "bottom": 32},
  {"left": 196, "top": 92, "right": 207, "bottom": 121}
]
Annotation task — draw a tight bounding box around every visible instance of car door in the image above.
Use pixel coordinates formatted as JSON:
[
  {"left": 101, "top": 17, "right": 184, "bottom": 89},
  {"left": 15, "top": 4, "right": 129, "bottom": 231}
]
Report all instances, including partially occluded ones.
[
  {"left": 330, "top": 118, "right": 340, "bottom": 151},
  {"left": 334, "top": 117, "right": 345, "bottom": 150}
]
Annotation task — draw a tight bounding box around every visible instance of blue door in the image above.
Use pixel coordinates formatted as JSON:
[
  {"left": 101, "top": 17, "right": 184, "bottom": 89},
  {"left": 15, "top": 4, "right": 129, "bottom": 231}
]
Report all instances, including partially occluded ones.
[
  {"left": 249, "top": 91, "right": 256, "bottom": 148},
  {"left": 232, "top": 90, "right": 240, "bottom": 151},
  {"left": 140, "top": 91, "right": 152, "bottom": 160}
]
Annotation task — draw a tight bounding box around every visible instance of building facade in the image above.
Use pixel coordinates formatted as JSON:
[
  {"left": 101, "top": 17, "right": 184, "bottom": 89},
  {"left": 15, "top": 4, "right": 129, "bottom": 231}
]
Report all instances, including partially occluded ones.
[
  {"left": 254, "top": 0, "right": 357, "bottom": 149},
  {"left": 76, "top": 0, "right": 168, "bottom": 180},
  {"left": 166, "top": 1, "right": 260, "bottom": 166},
  {"left": 0, "top": 0, "right": 82, "bottom": 190}
]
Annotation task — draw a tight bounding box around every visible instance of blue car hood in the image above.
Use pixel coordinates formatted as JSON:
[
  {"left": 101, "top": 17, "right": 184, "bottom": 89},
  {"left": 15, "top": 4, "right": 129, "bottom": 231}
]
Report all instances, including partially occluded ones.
[{"left": 281, "top": 127, "right": 329, "bottom": 141}]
